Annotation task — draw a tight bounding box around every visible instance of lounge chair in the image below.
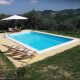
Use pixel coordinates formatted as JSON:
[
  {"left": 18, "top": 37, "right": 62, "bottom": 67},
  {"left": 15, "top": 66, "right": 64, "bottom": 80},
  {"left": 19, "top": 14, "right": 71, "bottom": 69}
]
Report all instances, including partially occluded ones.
[
  {"left": 1, "top": 44, "right": 21, "bottom": 56},
  {"left": 27, "top": 50, "right": 36, "bottom": 58},
  {"left": 1, "top": 44, "right": 19, "bottom": 53},
  {"left": 17, "top": 47, "right": 29, "bottom": 52},
  {"left": 8, "top": 28, "right": 14, "bottom": 32},
  {"left": 5, "top": 49, "right": 18, "bottom": 56},
  {"left": 1, "top": 44, "right": 18, "bottom": 48},
  {"left": 13, "top": 26, "right": 21, "bottom": 32},
  {"left": 18, "top": 27, "right": 21, "bottom": 32},
  {"left": 13, "top": 50, "right": 36, "bottom": 60},
  {"left": 6, "top": 47, "right": 29, "bottom": 56}
]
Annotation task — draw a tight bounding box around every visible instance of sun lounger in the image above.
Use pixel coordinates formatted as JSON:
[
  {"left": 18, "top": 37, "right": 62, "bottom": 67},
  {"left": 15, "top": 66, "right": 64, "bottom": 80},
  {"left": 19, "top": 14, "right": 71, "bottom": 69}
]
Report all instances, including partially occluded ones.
[
  {"left": 14, "top": 26, "right": 21, "bottom": 32},
  {"left": 13, "top": 52, "right": 27, "bottom": 58},
  {"left": 8, "top": 28, "right": 14, "bottom": 32},
  {"left": 5, "top": 51, "right": 17, "bottom": 56},
  {"left": 13, "top": 50, "right": 36, "bottom": 60},
  {"left": 1, "top": 44, "right": 36, "bottom": 59},
  {"left": 1, "top": 44, "right": 18, "bottom": 49},
  {"left": 27, "top": 50, "right": 36, "bottom": 57},
  {"left": 12, "top": 50, "right": 28, "bottom": 60},
  {"left": 6, "top": 47, "right": 29, "bottom": 56},
  {"left": 17, "top": 48, "right": 29, "bottom": 52},
  {"left": 1, "top": 44, "right": 19, "bottom": 53}
]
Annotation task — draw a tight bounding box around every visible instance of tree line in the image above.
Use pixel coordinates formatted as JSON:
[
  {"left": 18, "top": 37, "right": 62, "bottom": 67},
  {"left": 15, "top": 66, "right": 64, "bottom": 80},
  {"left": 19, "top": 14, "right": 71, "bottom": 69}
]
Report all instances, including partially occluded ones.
[{"left": 0, "top": 8, "right": 80, "bottom": 33}]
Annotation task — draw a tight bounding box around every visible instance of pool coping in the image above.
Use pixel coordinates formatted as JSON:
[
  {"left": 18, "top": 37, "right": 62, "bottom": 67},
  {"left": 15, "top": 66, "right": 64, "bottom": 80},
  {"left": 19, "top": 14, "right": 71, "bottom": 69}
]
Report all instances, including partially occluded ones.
[{"left": 6, "top": 31, "right": 79, "bottom": 54}]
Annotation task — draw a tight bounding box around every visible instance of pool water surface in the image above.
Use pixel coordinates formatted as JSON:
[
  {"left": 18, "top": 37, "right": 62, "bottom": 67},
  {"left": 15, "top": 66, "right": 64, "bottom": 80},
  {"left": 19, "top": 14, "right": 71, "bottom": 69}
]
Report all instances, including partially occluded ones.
[{"left": 9, "top": 31, "right": 73, "bottom": 52}]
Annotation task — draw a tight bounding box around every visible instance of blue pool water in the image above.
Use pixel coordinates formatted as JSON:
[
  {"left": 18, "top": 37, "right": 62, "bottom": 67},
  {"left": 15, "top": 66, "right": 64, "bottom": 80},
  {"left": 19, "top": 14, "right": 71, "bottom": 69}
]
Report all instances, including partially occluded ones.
[{"left": 10, "top": 32, "right": 72, "bottom": 51}]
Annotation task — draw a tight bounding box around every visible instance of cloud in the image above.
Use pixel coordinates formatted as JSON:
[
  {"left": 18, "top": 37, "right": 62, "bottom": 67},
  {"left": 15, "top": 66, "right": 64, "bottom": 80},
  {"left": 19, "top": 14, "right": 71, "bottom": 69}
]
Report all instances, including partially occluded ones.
[
  {"left": 31, "top": 0, "right": 38, "bottom": 4},
  {"left": 0, "top": 0, "right": 13, "bottom": 5}
]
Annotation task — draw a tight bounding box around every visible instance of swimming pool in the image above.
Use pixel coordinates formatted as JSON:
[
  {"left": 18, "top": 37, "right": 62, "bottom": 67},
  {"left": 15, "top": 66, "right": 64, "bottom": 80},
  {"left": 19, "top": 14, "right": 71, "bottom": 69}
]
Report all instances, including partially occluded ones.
[{"left": 7, "top": 31, "right": 75, "bottom": 54}]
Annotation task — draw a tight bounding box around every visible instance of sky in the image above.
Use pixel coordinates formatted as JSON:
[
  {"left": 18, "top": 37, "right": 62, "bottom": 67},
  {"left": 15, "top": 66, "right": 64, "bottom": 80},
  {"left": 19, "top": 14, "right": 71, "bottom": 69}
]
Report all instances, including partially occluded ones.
[{"left": 0, "top": 0, "right": 80, "bottom": 14}]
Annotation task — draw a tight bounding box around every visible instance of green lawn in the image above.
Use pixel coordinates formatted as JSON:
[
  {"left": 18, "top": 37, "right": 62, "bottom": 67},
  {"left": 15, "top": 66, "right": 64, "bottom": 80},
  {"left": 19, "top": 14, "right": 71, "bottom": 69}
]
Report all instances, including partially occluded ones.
[
  {"left": 0, "top": 51, "right": 16, "bottom": 79},
  {"left": 40, "top": 30, "right": 80, "bottom": 38}
]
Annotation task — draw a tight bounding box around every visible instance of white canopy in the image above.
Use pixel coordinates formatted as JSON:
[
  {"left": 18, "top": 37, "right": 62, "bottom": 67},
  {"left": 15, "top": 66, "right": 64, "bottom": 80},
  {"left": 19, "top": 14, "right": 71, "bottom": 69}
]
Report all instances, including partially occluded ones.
[{"left": 1, "top": 15, "right": 28, "bottom": 21}]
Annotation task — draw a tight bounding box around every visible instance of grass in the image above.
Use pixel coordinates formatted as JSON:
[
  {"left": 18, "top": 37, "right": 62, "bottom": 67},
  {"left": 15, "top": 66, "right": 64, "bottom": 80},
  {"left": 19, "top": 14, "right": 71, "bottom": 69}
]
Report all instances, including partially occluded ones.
[
  {"left": 0, "top": 51, "right": 16, "bottom": 79},
  {"left": 39, "top": 30, "right": 80, "bottom": 38},
  {"left": 0, "top": 51, "right": 15, "bottom": 69},
  {"left": 12, "top": 45, "right": 80, "bottom": 80}
]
